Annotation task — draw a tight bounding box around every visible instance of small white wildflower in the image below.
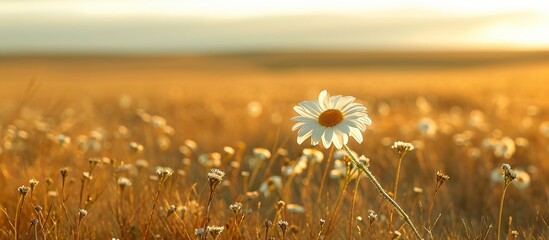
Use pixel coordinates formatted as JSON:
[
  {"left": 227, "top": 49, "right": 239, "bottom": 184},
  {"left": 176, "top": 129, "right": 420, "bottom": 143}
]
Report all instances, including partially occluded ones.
[{"left": 391, "top": 141, "right": 414, "bottom": 154}]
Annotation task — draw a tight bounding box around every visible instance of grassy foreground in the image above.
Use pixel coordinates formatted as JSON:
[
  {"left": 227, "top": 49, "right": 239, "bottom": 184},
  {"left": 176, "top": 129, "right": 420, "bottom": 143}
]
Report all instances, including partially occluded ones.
[{"left": 0, "top": 52, "right": 548, "bottom": 239}]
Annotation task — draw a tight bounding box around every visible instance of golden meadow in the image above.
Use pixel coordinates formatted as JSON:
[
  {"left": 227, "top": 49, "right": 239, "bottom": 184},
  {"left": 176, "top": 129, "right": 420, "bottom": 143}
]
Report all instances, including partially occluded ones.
[{"left": 0, "top": 52, "right": 548, "bottom": 239}]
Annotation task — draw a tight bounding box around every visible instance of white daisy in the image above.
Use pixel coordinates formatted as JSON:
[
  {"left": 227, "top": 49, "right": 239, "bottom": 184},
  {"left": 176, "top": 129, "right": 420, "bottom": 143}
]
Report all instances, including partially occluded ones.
[{"left": 292, "top": 90, "right": 372, "bottom": 149}]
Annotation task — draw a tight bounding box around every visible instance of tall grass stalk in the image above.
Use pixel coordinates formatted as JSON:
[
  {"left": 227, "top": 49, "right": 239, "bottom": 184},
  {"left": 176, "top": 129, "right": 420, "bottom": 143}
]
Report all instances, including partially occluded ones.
[
  {"left": 388, "top": 151, "right": 405, "bottom": 230},
  {"left": 15, "top": 187, "right": 29, "bottom": 240},
  {"left": 497, "top": 181, "right": 511, "bottom": 240},
  {"left": 316, "top": 146, "right": 335, "bottom": 204},
  {"left": 348, "top": 173, "right": 362, "bottom": 240}
]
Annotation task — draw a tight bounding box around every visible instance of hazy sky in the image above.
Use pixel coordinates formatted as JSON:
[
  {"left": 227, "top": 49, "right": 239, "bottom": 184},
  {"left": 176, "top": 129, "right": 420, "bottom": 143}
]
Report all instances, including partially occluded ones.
[{"left": 1, "top": 0, "right": 549, "bottom": 53}]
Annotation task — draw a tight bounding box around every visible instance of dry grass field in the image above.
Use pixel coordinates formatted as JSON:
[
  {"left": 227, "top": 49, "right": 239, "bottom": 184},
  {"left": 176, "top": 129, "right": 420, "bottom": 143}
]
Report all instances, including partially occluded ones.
[{"left": 0, "top": 51, "right": 548, "bottom": 239}]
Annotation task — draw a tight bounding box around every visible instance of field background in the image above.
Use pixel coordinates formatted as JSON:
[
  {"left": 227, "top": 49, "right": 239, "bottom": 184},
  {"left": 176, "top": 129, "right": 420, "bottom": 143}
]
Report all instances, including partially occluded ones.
[{"left": 0, "top": 51, "right": 548, "bottom": 239}]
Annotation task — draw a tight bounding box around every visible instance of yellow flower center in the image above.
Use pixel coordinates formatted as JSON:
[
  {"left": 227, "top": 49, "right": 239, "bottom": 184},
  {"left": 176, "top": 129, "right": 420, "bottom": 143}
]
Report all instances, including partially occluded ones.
[{"left": 318, "top": 109, "right": 344, "bottom": 127}]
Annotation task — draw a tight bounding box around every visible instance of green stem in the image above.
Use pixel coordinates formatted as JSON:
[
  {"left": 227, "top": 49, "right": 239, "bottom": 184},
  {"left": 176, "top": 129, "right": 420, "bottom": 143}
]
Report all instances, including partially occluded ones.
[{"left": 343, "top": 145, "right": 423, "bottom": 240}]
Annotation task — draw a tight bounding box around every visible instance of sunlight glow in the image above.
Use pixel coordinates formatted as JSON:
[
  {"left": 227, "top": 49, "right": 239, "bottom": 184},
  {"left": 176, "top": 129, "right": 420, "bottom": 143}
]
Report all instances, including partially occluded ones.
[{"left": 1, "top": 0, "right": 549, "bottom": 51}]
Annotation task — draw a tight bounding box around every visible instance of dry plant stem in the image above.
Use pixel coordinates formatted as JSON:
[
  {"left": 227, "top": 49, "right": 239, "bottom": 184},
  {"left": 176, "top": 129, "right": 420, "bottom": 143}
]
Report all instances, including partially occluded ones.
[
  {"left": 264, "top": 225, "right": 270, "bottom": 240},
  {"left": 143, "top": 183, "right": 164, "bottom": 240},
  {"left": 201, "top": 189, "right": 216, "bottom": 240},
  {"left": 497, "top": 183, "right": 511, "bottom": 240},
  {"left": 74, "top": 218, "right": 83, "bottom": 240},
  {"left": 388, "top": 153, "right": 405, "bottom": 231},
  {"left": 316, "top": 146, "right": 335, "bottom": 204},
  {"left": 15, "top": 194, "right": 27, "bottom": 240},
  {"left": 348, "top": 174, "right": 362, "bottom": 240},
  {"left": 427, "top": 186, "right": 441, "bottom": 228},
  {"left": 325, "top": 173, "right": 351, "bottom": 236},
  {"left": 78, "top": 178, "right": 86, "bottom": 209},
  {"left": 343, "top": 145, "right": 423, "bottom": 240}
]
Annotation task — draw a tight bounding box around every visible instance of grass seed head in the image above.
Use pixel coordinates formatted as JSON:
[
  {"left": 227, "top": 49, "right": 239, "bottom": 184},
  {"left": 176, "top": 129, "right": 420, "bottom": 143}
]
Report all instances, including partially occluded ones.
[
  {"left": 60, "top": 167, "right": 69, "bottom": 178},
  {"left": 265, "top": 219, "right": 273, "bottom": 228},
  {"left": 34, "top": 205, "right": 43, "bottom": 213},
  {"left": 18, "top": 185, "right": 30, "bottom": 196},
  {"left": 391, "top": 141, "right": 415, "bottom": 155},
  {"left": 277, "top": 220, "right": 288, "bottom": 233},
  {"left": 167, "top": 204, "right": 177, "bottom": 217},
  {"left": 117, "top": 177, "right": 132, "bottom": 191},
  {"left": 229, "top": 202, "right": 243, "bottom": 214},
  {"left": 207, "top": 226, "right": 224, "bottom": 239},
  {"left": 502, "top": 163, "right": 517, "bottom": 185},
  {"left": 29, "top": 179, "right": 39, "bottom": 190},
  {"left": 78, "top": 209, "right": 88, "bottom": 219},
  {"left": 156, "top": 167, "right": 173, "bottom": 184},
  {"left": 194, "top": 228, "right": 205, "bottom": 237},
  {"left": 436, "top": 171, "right": 449, "bottom": 184},
  {"left": 207, "top": 168, "right": 225, "bottom": 191}
]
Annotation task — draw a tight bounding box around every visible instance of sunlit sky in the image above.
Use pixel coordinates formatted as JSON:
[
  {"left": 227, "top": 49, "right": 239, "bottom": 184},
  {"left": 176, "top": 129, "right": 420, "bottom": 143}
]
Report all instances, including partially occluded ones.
[{"left": 1, "top": 0, "right": 549, "bottom": 53}]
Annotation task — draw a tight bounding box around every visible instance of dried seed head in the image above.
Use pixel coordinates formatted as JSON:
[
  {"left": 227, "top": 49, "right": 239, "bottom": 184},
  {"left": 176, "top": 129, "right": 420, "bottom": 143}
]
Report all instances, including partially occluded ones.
[
  {"left": 502, "top": 163, "right": 517, "bottom": 185},
  {"left": 319, "top": 218, "right": 326, "bottom": 228},
  {"left": 167, "top": 205, "right": 177, "bottom": 217},
  {"left": 367, "top": 210, "right": 377, "bottom": 225},
  {"left": 156, "top": 167, "right": 173, "bottom": 184},
  {"left": 277, "top": 220, "right": 288, "bottom": 233},
  {"left": 34, "top": 205, "right": 43, "bottom": 213},
  {"left": 207, "top": 168, "right": 225, "bottom": 190},
  {"left": 78, "top": 209, "right": 88, "bottom": 219},
  {"left": 207, "top": 226, "right": 224, "bottom": 239},
  {"left": 29, "top": 179, "right": 39, "bottom": 190},
  {"left": 45, "top": 177, "right": 53, "bottom": 186},
  {"left": 264, "top": 220, "right": 273, "bottom": 228},
  {"left": 194, "top": 228, "right": 205, "bottom": 237},
  {"left": 31, "top": 218, "right": 39, "bottom": 225},
  {"left": 82, "top": 172, "right": 92, "bottom": 180},
  {"left": 117, "top": 177, "right": 132, "bottom": 191},
  {"left": 510, "top": 230, "right": 519, "bottom": 239},
  {"left": 436, "top": 171, "right": 449, "bottom": 184},
  {"left": 276, "top": 200, "right": 286, "bottom": 210},
  {"left": 60, "top": 168, "right": 69, "bottom": 178},
  {"left": 229, "top": 202, "right": 243, "bottom": 214},
  {"left": 18, "top": 185, "right": 30, "bottom": 196},
  {"left": 391, "top": 141, "right": 415, "bottom": 155}
]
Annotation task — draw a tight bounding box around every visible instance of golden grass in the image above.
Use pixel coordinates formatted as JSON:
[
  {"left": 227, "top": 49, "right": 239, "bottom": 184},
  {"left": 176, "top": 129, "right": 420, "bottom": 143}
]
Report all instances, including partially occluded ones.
[{"left": 0, "top": 52, "right": 548, "bottom": 239}]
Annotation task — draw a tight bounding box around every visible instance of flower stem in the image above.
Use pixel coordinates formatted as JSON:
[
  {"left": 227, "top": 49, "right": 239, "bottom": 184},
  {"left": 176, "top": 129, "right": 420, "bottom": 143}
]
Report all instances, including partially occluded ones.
[
  {"left": 14, "top": 194, "right": 26, "bottom": 240},
  {"left": 317, "top": 146, "right": 335, "bottom": 204},
  {"left": 388, "top": 153, "right": 405, "bottom": 231},
  {"left": 348, "top": 174, "right": 362, "bottom": 240},
  {"left": 343, "top": 145, "right": 423, "bottom": 240},
  {"left": 497, "top": 183, "right": 510, "bottom": 240},
  {"left": 143, "top": 183, "right": 163, "bottom": 239}
]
